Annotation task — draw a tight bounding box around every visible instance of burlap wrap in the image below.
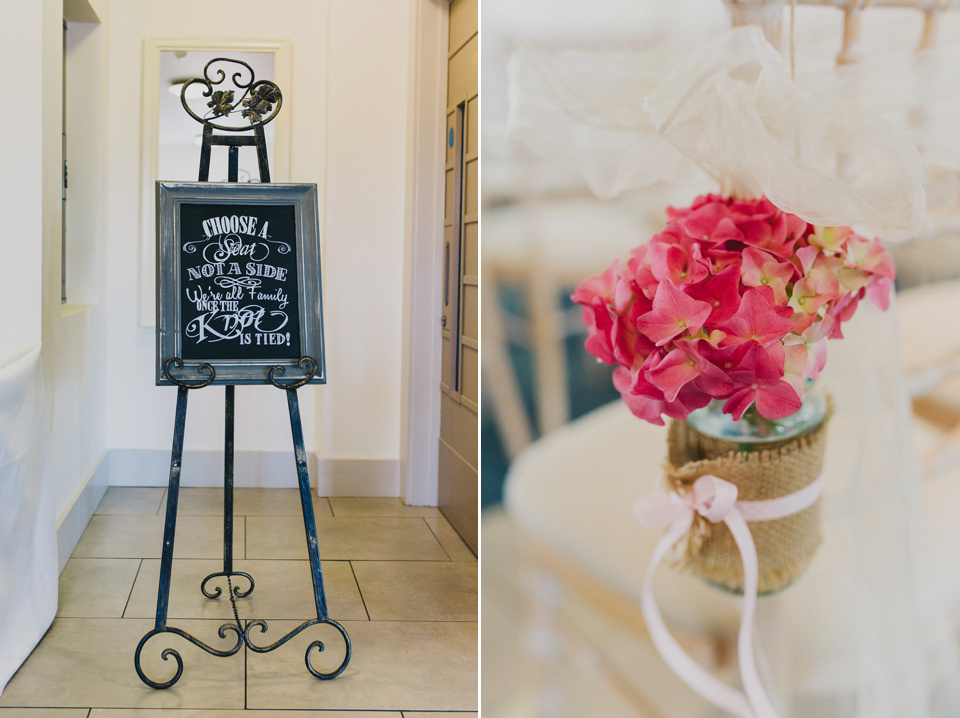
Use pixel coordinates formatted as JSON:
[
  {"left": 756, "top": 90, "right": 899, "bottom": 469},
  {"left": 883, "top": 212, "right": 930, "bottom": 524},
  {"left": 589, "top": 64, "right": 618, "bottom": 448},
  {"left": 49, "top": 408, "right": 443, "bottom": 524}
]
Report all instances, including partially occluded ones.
[{"left": 665, "top": 413, "right": 830, "bottom": 594}]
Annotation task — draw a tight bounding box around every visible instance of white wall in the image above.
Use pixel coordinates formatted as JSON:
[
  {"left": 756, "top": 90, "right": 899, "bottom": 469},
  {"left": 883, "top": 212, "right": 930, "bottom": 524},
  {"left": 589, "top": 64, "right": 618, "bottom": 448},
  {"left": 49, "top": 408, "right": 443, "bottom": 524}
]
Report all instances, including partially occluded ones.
[
  {"left": 0, "top": 0, "right": 428, "bottom": 549},
  {"left": 98, "top": 1, "right": 414, "bottom": 487},
  {"left": 0, "top": 3, "right": 44, "bottom": 351},
  {"left": 321, "top": 1, "right": 411, "bottom": 460}
]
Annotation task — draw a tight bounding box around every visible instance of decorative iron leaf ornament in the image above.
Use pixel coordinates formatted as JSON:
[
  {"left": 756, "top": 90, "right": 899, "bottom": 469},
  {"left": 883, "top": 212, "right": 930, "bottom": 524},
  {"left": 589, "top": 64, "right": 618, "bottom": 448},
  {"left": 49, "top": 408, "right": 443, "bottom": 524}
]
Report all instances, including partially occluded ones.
[
  {"left": 180, "top": 58, "right": 283, "bottom": 132},
  {"left": 242, "top": 84, "right": 281, "bottom": 124},
  {"left": 207, "top": 90, "right": 235, "bottom": 118}
]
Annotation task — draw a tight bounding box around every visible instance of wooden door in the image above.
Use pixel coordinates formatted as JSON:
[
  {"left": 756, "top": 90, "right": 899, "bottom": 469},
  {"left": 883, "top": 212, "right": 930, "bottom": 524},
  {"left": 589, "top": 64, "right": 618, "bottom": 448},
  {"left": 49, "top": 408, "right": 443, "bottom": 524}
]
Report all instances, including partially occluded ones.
[{"left": 438, "top": 0, "right": 478, "bottom": 554}]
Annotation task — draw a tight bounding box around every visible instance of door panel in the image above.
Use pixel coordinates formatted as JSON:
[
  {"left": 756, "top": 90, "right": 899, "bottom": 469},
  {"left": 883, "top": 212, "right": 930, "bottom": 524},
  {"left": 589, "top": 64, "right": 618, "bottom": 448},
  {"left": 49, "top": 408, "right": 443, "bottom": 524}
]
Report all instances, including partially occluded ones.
[{"left": 438, "top": 0, "right": 478, "bottom": 553}]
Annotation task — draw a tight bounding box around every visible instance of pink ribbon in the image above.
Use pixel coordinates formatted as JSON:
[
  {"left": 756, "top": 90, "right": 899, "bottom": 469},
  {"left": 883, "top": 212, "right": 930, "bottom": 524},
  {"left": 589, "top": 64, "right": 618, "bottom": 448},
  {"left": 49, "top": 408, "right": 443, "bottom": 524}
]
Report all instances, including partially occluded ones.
[{"left": 634, "top": 474, "right": 824, "bottom": 718}]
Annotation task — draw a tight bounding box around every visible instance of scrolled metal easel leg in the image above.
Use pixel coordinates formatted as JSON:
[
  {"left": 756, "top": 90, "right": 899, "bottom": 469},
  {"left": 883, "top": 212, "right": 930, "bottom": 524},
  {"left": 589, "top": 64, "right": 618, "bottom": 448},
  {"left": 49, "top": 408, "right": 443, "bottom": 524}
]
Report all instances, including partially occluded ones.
[
  {"left": 243, "top": 388, "right": 351, "bottom": 679},
  {"left": 135, "top": 386, "right": 244, "bottom": 689}
]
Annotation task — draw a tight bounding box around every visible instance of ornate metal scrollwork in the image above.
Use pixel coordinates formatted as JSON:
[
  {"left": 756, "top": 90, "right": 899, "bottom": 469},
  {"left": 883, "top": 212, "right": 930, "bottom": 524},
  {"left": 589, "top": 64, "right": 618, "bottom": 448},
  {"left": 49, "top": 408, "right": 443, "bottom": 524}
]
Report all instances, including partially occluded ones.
[
  {"left": 134, "top": 623, "right": 244, "bottom": 689},
  {"left": 268, "top": 356, "right": 318, "bottom": 390},
  {"left": 163, "top": 358, "right": 215, "bottom": 389},
  {"left": 200, "top": 570, "right": 255, "bottom": 599},
  {"left": 244, "top": 618, "right": 352, "bottom": 680},
  {"left": 180, "top": 58, "right": 283, "bottom": 132}
]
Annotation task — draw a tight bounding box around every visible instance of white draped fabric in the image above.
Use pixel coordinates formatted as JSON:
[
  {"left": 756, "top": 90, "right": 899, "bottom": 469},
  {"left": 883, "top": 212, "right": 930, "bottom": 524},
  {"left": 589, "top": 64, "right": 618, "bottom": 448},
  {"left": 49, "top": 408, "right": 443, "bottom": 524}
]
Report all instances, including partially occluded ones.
[
  {"left": 508, "top": 26, "right": 927, "bottom": 239},
  {"left": 0, "top": 346, "right": 57, "bottom": 696}
]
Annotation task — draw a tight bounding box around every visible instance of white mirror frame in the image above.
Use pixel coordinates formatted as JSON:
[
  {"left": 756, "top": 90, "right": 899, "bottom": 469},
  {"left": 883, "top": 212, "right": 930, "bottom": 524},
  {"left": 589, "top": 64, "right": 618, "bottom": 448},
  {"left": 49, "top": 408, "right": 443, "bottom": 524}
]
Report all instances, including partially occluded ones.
[{"left": 140, "top": 37, "right": 293, "bottom": 327}]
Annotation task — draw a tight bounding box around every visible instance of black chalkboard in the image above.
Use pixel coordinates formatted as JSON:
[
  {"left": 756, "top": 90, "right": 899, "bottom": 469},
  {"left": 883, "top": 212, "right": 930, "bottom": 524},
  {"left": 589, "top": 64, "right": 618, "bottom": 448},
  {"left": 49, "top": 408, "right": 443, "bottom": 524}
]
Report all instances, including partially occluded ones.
[
  {"left": 179, "top": 203, "right": 301, "bottom": 361},
  {"left": 157, "top": 183, "right": 324, "bottom": 386}
]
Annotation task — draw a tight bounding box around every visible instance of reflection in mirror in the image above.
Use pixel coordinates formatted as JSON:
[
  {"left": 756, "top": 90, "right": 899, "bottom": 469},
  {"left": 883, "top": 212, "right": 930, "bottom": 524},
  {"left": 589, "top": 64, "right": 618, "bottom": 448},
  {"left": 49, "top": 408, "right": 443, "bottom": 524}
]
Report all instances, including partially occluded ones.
[{"left": 158, "top": 50, "right": 276, "bottom": 182}]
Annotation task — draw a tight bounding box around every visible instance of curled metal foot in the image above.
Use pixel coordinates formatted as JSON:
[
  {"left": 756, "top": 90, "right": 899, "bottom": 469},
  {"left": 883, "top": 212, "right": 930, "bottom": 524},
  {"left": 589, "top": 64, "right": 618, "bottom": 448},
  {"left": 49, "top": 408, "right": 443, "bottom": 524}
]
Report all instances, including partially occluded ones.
[
  {"left": 163, "top": 358, "right": 215, "bottom": 389},
  {"left": 134, "top": 624, "right": 244, "bottom": 689},
  {"left": 267, "top": 356, "right": 317, "bottom": 390},
  {"left": 200, "top": 571, "right": 255, "bottom": 599},
  {"left": 305, "top": 619, "right": 352, "bottom": 679},
  {"left": 244, "top": 617, "right": 351, "bottom": 679}
]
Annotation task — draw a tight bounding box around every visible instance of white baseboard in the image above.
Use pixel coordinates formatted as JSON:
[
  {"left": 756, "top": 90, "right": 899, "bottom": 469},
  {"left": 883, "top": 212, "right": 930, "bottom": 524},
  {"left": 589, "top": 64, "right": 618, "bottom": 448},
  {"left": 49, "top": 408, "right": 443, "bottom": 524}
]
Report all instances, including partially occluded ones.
[
  {"left": 107, "top": 449, "right": 309, "bottom": 489},
  {"left": 315, "top": 458, "right": 400, "bottom": 497},
  {"left": 106, "top": 449, "right": 399, "bottom": 497},
  {"left": 55, "top": 453, "right": 109, "bottom": 573}
]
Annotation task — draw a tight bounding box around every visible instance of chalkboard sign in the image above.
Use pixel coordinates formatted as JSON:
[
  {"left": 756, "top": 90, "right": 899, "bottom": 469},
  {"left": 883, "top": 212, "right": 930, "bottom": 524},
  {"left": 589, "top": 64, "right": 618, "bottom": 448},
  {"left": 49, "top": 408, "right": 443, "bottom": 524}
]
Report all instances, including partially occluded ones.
[{"left": 156, "top": 182, "right": 324, "bottom": 386}]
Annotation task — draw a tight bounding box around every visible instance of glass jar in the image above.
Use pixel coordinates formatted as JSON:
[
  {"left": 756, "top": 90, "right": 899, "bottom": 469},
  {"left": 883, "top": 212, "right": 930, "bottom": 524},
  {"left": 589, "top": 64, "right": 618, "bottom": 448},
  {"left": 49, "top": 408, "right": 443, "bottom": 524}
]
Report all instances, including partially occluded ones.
[{"left": 687, "top": 381, "right": 828, "bottom": 444}]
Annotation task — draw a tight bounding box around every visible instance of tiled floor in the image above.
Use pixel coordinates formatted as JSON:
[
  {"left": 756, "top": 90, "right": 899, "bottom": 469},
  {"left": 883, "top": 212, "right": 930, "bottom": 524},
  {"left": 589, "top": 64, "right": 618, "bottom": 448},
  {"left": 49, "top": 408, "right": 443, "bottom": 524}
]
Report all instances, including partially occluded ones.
[{"left": 0, "top": 488, "right": 478, "bottom": 717}]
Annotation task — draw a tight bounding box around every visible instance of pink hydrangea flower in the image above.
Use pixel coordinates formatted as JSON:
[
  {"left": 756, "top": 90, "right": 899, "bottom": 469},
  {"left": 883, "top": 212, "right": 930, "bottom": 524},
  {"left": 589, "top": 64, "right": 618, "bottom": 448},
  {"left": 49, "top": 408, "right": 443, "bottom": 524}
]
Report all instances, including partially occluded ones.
[{"left": 572, "top": 193, "right": 895, "bottom": 424}]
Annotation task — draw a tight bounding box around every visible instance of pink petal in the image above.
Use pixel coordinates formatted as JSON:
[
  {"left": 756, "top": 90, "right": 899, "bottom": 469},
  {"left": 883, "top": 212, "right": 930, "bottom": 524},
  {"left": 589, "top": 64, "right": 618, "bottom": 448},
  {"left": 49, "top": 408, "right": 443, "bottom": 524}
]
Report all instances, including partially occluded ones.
[
  {"left": 866, "top": 275, "right": 893, "bottom": 311},
  {"left": 684, "top": 264, "right": 742, "bottom": 324},
  {"left": 718, "top": 289, "right": 796, "bottom": 346},
  {"left": 722, "top": 387, "right": 757, "bottom": 421},
  {"left": 582, "top": 305, "right": 615, "bottom": 364},
  {"left": 613, "top": 367, "right": 665, "bottom": 425},
  {"left": 646, "top": 348, "right": 700, "bottom": 402},
  {"left": 754, "top": 380, "right": 803, "bottom": 419},
  {"left": 572, "top": 261, "right": 618, "bottom": 305},
  {"left": 636, "top": 279, "right": 712, "bottom": 346},
  {"left": 796, "top": 245, "right": 820, "bottom": 275}
]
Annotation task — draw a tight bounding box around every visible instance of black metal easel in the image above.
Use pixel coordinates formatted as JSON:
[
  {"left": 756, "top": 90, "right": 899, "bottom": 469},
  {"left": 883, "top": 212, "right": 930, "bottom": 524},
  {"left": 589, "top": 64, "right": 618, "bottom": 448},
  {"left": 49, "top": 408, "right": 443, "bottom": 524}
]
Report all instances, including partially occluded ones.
[{"left": 135, "top": 59, "right": 351, "bottom": 689}]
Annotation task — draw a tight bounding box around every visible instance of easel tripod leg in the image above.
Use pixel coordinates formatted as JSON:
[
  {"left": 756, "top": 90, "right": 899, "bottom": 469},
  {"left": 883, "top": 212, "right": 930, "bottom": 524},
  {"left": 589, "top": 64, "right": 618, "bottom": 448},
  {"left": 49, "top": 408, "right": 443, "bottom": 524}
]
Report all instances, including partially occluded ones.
[
  {"left": 239, "top": 388, "right": 351, "bottom": 678},
  {"left": 136, "top": 385, "right": 244, "bottom": 689},
  {"left": 157, "top": 385, "right": 188, "bottom": 630},
  {"left": 286, "top": 388, "right": 328, "bottom": 620}
]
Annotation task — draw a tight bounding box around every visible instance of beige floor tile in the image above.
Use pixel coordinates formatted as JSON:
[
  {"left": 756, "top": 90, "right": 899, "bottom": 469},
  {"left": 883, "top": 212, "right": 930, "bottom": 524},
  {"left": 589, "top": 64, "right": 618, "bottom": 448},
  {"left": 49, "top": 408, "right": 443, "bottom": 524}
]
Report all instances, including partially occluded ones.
[
  {"left": 246, "top": 516, "right": 448, "bottom": 561},
  {"left": 58, "top": 558, "right": 142, "bottom": 618},
  {"left": 71, "top": 515, "right": 245, "bottom": 560},
  {"left": 91, "top": 711, "right": 400, "bottom": 717},
  {"left": 124, "top": 559, "right": 367, "bottom": 622},
  {"left": 0, "top": 710, "right": 89, "bottom": 717},
  {"left": 0, "top": 618, "right": 244, "bottom": 709},
  {"left": 171, "top": 487, "right": 333, "bottom": 518},
  {"left": 95, "top": 487, "right": 165, "bottom": 516},
  {"left": 352, "top": 561, "right": 477, "bottom": 621},
  {"left": 329, "top": 497, "right": 441, "bottom": 518},
  {"left": 246, "top": 620, "right": 477, "bottom": 711},
  {"left": 424, "top": 516, "right": 476, "bottom": 560}
]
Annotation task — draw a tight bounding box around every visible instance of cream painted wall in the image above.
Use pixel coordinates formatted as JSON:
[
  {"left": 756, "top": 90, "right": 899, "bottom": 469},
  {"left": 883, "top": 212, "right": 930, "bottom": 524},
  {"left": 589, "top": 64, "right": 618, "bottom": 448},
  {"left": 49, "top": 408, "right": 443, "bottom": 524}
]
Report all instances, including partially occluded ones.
[
  {"left": 1, "top": 4, "right": 44, "bottom": 350},
  {"left": 321, "top": 1, "right": 410, "bottom": 460},
  {"left": 46, "top": 0, "right": 111, "bottom": 522},
  {"left": 99, "top": 1, "right": 412, "bottom": 474}
]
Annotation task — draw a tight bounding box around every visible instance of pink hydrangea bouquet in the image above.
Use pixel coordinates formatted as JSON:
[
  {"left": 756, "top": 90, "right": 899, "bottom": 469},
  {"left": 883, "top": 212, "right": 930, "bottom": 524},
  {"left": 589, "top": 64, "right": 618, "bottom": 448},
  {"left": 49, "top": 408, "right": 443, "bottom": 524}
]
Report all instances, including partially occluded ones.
[{"left": 573, "top": 194, "right": 895, "bottom": 425}]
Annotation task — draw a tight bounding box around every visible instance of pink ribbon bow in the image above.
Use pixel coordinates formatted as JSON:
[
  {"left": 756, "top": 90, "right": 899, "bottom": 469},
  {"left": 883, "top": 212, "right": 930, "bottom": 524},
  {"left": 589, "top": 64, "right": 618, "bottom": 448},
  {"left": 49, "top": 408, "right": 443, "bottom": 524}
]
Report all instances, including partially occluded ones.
[{"left": 634, "top": 474, "right": 824, "bottom": 718}]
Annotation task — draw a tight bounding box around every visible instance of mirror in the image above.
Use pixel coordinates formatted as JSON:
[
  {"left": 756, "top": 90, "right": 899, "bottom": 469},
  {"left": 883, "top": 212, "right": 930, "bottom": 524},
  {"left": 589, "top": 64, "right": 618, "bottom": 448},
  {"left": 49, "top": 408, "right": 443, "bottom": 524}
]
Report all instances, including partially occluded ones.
[
  {"left": 140, "top": 39, "right": 292, "bottom": 326},
  {"left": 158, "top": 50, "right": 276, "bottom": 183}
]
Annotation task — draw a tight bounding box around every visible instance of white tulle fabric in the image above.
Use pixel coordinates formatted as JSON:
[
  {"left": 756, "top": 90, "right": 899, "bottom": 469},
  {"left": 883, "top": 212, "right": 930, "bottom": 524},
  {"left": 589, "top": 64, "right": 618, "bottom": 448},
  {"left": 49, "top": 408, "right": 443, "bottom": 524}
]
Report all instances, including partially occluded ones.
[
  {"left": 763, "top": 301, "right": 960, "bottom": 717},
  {"left": 507, "top": 25, "right": 926, "bottom": 239},
  {"left": 506, "top": 23, "right": 960, "bottom": 718}
]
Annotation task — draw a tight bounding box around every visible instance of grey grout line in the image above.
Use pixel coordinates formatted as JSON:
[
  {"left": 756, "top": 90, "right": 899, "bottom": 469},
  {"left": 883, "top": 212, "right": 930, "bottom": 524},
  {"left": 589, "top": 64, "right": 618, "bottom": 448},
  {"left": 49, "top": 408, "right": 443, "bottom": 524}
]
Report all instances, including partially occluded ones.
[
  {"left": 120, "top": 558, "right": 144, "bottom": 618},
  {"left": 421, "top": 517, "right": 454, "bottom": 561},
  {"left": 349, "top": 561, "right": 372, "bottom": 621}
]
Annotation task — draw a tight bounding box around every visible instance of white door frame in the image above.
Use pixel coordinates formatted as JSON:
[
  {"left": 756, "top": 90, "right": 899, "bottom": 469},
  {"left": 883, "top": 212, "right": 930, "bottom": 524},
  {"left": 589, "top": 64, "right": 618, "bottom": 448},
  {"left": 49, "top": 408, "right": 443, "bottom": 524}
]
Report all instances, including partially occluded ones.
[{"left": 400, "top": 0, "right": 449, "bottom": 506}]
